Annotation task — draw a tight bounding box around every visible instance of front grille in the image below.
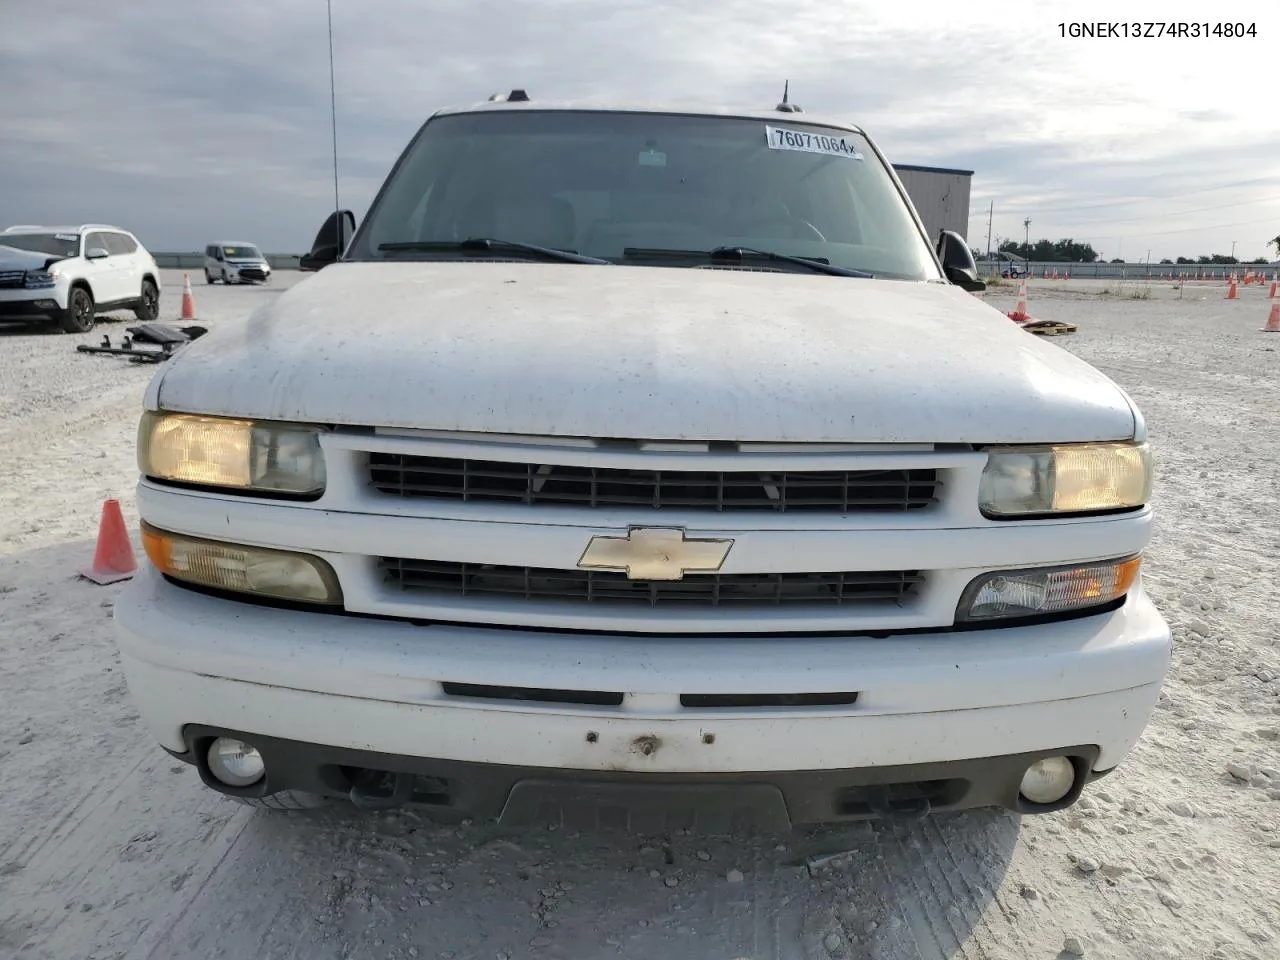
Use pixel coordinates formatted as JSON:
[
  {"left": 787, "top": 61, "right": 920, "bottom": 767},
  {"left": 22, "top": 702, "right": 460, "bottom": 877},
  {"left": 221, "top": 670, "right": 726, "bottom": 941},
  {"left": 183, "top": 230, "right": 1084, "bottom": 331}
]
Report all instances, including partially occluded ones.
[
  {"left": 368, "top": 454, "right": 939, "bottom": 513},
  {"left": 238, "top": 267, "right": 267, "bottom": 279},
  {"left": 0, "top": 270, "right": 26, "bottom": 289},
  {"left": 381, "top": 558, "right": 922, "bottom": 608}
]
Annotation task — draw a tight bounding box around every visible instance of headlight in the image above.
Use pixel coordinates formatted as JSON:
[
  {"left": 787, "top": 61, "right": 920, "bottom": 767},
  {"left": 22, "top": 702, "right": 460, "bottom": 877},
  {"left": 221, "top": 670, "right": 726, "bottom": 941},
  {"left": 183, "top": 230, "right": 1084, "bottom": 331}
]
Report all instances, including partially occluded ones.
[
  {"left": 24, "top": 270, "right": 56, "bottom": 288},
  {"left": 979, "top": 442, "right": 1150, "bottom": 518},
  {"left": 957, "top": 556, "right": 1142, "bottom": 623},
  {"left": 138, "top": 412, "right": 326, "bottom": 497},
  {"left": 142, "top": 523, "right": 342, "bottom": 605}
]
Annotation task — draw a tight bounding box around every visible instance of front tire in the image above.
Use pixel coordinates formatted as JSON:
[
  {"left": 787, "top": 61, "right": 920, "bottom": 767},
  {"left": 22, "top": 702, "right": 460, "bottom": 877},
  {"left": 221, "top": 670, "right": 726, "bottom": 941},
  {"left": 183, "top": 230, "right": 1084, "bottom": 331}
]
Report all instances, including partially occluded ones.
[
  {"left": 205, "top": 270, "right": 215, "bottom": 284},
  {"left": 59, "top": 286, "right": 96, "bottom": 333},
  {"left": 134, "top": 279, "right": 160, "bottom": 321},
  {"left": 231, "top": 790, "right": 330, "bottom": 811}
]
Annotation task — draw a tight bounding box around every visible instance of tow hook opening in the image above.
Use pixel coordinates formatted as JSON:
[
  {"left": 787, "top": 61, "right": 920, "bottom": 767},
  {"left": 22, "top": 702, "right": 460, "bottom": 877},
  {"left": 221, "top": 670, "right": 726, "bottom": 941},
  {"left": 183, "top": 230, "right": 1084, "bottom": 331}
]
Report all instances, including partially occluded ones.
[{"left": 345, "top": 768, "right": 450, "bottom": 811}]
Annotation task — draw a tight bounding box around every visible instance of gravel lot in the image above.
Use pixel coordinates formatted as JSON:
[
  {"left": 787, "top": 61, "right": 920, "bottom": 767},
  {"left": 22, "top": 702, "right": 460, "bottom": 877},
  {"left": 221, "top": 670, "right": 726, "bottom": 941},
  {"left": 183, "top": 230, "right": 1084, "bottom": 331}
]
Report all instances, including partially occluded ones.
[{"left": 0, "top": 270, "right": 1277, "bottom": 960}]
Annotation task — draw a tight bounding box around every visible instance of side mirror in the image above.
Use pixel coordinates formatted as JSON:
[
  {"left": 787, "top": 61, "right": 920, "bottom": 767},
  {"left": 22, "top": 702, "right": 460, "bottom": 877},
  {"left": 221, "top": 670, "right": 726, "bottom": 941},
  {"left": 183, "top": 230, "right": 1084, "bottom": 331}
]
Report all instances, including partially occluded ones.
[
  {"left": 85, "top": 247, "right": 109, "bottom": 260},
  {"left": 301, "top": 209, "right": 357, "bottom": 271},
  {"left": 936, "top": 230, "right": 985, "bottom": 292}
]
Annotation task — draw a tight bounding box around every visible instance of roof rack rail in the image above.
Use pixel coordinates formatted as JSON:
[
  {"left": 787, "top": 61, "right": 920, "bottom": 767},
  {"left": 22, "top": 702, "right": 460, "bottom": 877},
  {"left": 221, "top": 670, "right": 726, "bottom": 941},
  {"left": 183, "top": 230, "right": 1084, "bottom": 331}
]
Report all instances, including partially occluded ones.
[{"left": 3, "top": 225, "right": 44, "bottom": 233}]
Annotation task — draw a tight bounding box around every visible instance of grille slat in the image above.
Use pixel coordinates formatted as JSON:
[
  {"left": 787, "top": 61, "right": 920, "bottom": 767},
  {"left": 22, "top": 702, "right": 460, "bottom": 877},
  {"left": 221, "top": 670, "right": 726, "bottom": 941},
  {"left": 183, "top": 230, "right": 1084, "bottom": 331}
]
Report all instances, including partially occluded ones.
[
  {"left": 381, "top": 558, "right": 921, "bottom": 608},
  {"left": 369, "top": 454, "right": 938, "bottom": 513}
]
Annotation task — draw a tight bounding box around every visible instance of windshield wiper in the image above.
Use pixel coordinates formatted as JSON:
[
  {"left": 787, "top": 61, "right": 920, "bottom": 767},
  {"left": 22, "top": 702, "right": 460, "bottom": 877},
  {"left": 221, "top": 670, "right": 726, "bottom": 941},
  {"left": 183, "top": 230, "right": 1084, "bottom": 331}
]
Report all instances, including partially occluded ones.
[
  {"left": 378, "top": 238, "right": 611, "bottom": 265},
  {"left": 623, "top": 246, "right": 873, "bottom": 279}
]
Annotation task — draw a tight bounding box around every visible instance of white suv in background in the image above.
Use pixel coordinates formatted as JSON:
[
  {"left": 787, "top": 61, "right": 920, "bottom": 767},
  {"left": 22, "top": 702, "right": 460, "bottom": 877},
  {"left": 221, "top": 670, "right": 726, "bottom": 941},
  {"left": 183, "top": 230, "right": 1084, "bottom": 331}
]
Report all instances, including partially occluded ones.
[{"left": 0, "top": 224, "right": 162, "bottom": 333}]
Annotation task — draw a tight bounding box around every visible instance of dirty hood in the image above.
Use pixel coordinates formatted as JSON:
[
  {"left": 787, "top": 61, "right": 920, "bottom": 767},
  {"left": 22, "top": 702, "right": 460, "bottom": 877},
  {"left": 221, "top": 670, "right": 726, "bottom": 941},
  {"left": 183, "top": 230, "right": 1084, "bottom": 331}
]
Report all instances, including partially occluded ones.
[{"left": 153, "top": 261, "right": 1136, "bottom": 444}]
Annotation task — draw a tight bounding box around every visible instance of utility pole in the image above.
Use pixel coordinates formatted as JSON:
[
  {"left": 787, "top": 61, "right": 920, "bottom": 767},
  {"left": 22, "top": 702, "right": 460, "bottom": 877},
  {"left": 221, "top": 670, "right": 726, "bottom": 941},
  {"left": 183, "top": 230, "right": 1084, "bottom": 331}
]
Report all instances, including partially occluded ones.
[
  {"left": 1230, "top": 239, "right": 1237, "bottom": 261},
  {"left": 986, "top": 201, "right": 994, "bottom": 260},
  {"left": 1023, "top": 217, "right": 1031, "bottom": 259}
]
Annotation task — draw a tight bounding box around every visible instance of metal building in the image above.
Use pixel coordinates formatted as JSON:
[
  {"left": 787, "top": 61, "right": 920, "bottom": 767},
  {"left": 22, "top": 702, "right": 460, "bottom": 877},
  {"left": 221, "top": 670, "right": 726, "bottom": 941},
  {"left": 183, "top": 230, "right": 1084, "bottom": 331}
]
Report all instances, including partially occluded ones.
[{"left": 892, "top": 164, "right": 974, "bottom": 249}]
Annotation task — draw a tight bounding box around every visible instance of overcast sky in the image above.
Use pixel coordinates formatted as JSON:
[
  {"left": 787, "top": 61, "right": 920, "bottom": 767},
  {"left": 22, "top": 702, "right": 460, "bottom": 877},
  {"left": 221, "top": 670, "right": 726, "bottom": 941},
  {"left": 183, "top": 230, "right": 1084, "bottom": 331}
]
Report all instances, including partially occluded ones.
[{"left": 2, "top": 0, "right": 1277, "bottom": 261}]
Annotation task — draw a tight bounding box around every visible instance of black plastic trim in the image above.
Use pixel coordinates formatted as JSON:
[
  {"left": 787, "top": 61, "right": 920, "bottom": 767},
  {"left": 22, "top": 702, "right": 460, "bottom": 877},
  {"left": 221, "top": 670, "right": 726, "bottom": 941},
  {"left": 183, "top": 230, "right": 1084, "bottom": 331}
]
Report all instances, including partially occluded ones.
[{"left": 176, "top": 726, "right": 1104, "bottom": 829}]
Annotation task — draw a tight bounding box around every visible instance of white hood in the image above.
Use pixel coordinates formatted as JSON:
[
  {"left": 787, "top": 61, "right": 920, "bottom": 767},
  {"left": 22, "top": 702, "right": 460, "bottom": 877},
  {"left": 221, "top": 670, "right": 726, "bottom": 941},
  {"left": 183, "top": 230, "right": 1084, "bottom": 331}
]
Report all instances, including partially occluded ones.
[{"left": 154, "top": 261, "right": 1135, "bottom": 444}]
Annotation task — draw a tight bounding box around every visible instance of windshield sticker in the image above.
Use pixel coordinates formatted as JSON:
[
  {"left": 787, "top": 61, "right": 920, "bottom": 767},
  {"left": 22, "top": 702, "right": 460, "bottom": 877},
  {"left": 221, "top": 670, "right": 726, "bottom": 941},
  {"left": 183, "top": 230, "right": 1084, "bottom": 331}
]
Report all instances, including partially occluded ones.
[
  {"left": 55, "top": 233, "right": 79, "bottom": 241},
  {"left": 637, "top": 149, "right": 667, "bottom": 167},
  {"left": 765, "top": 126, "right": 863, "bottom": 161}
]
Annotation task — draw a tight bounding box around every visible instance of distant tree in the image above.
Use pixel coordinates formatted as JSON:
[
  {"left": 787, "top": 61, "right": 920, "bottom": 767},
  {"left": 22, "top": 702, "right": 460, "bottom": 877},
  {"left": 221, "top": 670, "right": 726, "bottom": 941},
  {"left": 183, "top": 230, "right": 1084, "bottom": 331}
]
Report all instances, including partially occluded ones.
[
  {"left": 997, "top": 238, "right": 1099, "bottom": 262},
  {"left": 1270, "top": 235, "right": 1280, "bottom": 259},
  {"left": 1159, "top": 258, "right": 1173, "bottom": 264},
  {"left": 970, "top": 247, "right": 984, "bottom": 262},
  {"left": 1176, "top": 256, "right": 1193, "bottom": 264},
  {"left": 1196, "top": 255, "right": 1213, "bottom": 264},
  {"left": 1249, "top": 256, "right": 1268, "bottom": 264},
  {"left": 1110, "top": 258, "right": 1125, "bottom": 264}
]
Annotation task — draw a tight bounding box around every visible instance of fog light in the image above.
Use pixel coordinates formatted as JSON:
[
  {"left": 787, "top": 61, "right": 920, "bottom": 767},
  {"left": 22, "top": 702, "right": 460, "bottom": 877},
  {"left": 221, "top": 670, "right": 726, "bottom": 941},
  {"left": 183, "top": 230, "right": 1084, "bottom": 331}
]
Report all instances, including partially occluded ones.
[
  {"left": 207, "top": 737, "right": 265, "bottom": 787},
  {"left": 1019, "top": 756, "right": 1077, "bottom": 804}
]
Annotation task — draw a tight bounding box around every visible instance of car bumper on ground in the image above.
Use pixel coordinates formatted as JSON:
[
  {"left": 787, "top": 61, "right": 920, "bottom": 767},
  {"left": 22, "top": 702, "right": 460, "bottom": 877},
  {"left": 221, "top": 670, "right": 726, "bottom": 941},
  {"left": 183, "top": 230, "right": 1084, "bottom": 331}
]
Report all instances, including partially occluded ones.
[{"left": 114, "top": 567, "right": 1171, "bottom": 826}]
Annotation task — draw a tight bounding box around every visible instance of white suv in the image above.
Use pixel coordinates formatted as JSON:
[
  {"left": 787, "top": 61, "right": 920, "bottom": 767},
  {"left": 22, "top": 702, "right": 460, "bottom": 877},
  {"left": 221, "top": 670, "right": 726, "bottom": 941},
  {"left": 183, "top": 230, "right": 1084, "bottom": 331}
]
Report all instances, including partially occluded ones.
[
  {"left": 0, "top": 224, "right": 162, "bottom": 333},
  {"left": 113, "top": 95, "right": 1171, "bottom": 830}
]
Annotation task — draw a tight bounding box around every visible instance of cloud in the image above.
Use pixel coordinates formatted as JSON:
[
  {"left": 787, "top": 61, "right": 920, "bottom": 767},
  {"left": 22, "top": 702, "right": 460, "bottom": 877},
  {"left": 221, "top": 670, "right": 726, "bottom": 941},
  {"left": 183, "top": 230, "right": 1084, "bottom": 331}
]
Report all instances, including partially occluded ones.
[{"left": 1, "top": 0, "right": 1276, "bottom": 259}]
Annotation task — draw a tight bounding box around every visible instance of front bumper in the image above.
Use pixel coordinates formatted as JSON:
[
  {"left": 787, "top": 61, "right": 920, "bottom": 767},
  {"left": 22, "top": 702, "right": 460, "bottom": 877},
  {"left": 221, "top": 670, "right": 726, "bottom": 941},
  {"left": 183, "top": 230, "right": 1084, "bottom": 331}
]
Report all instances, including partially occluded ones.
[
  {"left": 173, "top": 728, "right": 1108, "bottom": 830},
  {"left": 227, "top": 264, "right": 270, "bottom": 282},
  {"left": 114, "top": 567, "right": 1171, "bottom": 824},
  {"left": 0, "top": 287, "right": 64, "bottom": 318}
]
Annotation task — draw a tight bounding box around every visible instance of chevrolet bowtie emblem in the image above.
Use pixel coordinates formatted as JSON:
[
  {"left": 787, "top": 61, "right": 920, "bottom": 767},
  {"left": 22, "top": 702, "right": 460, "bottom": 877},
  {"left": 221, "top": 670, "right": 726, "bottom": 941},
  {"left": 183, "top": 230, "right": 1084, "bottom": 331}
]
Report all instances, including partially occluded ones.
[{"left": 577, "top": 527, "right": 735, "bottom": 581}]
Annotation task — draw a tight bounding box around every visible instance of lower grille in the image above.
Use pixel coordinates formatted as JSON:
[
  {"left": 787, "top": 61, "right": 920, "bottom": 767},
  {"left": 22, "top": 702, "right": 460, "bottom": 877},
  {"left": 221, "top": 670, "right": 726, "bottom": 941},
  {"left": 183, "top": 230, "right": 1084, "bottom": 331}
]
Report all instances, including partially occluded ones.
[
  {"left": 368, "top": 453, "right": 939, "bottom": 513},
  {"left": 381, "top": 558, "right": 921, "bottom": 608}
]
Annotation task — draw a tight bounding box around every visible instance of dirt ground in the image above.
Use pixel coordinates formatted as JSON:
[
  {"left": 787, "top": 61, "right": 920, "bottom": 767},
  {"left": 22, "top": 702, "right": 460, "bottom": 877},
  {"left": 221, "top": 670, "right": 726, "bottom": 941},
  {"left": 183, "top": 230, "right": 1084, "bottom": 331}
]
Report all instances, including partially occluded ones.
[{"left": 0, "top": 271, "right": 1277, "bottom": 960}]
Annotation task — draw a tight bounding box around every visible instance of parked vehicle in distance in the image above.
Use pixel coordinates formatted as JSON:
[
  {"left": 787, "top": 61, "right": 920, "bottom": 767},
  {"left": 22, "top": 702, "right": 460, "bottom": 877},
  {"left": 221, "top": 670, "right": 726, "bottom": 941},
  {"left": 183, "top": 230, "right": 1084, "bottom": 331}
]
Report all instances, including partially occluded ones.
[
  {"left": 204, "top": 242, "right": 272, "bottom": 284},
  {"left": 0, "top": 224, "right": 161, "bottom": 333},
  {"left": 998, "top": 253, "right": 1029, "bottom": 278},
  {"left": 114, "top": 92, "right": 1171, "bottom": 831}
]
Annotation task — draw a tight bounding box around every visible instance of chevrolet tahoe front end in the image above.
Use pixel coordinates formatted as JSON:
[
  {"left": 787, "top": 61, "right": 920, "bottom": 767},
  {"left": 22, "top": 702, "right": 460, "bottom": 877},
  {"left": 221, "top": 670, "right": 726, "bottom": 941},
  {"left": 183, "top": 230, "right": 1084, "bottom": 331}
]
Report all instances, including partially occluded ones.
[{"left": 112, "top": 99, "right": 1171, "bottom": 830}]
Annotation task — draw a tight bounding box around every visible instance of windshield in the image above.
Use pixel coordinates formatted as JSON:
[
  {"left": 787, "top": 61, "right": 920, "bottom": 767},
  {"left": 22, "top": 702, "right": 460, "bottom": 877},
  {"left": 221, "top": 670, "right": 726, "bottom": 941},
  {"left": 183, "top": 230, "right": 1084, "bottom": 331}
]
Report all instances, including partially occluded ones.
[
  {"left": 222, "top": 245, "right": 262, "bottom": 259},
  {"left": 2, "top": 232, "right": 80, "bottom": 258},
  {"left": 348, "top": 111, "right": 941, "bottom": 280}
]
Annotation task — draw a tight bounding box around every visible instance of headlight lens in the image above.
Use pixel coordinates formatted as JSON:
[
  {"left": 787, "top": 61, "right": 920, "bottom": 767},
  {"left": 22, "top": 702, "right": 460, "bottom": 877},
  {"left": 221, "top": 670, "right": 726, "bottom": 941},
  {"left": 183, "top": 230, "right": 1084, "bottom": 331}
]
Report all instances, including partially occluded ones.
[
  {"left": 957, "top": 556, "right": 1142, "bottom": 623},
  {"left": 142, "top": 523, "right": 342, "bottom": 604},
  {"left": 138, "top": 412, "right": 326, "bottom": 497},
  {"left": 24, "top": 269, "right": 56, "bottom": 288},
  {"left": 979, "top": 442, "right": 1150, "bottom": 517}
]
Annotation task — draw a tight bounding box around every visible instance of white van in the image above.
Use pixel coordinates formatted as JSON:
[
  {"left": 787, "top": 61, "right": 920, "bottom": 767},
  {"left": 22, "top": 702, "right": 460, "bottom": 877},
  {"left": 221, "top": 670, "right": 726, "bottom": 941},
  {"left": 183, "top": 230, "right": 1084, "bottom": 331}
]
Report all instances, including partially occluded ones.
[{"left": 204, "top": 242, "right": 271, "bottom": 284}]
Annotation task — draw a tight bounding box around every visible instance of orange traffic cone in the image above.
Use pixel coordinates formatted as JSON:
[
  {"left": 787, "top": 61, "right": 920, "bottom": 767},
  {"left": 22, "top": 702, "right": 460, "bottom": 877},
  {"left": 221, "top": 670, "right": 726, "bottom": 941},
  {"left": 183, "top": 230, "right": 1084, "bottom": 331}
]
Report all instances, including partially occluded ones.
[
  {"left": 1264, "top": 303, "right": 1280, "bottom": 333},
  {"left": 1226, "top": 280, "right": 1238, "bottom": 300},
  {"left": 180, "top": 273, "right": 198, "bottom": 321},
  {"left": 1269, "top": 281, "right": 1278, "bottom": 299},
  {"left": 80, "top": 499, "right": 137, "bottom": 585},
  {"left": 1008, "top": 279, "right": 1030, "bottom": 323}
]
